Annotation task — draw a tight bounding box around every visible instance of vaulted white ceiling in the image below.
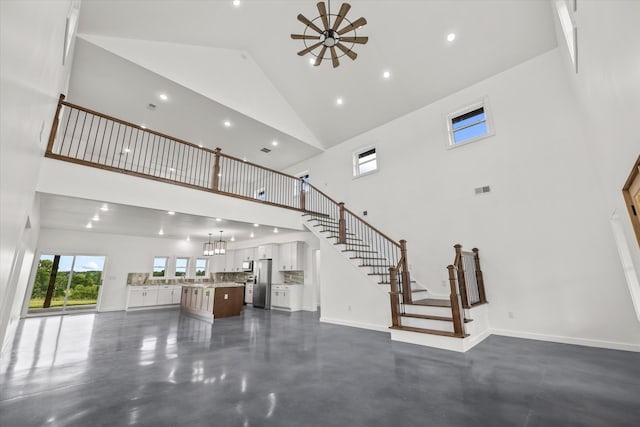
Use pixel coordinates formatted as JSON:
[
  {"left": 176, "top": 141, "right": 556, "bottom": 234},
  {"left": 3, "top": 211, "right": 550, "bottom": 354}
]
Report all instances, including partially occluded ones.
[{"left": 73, "top": 0, "right": 558, "bottom": 170}]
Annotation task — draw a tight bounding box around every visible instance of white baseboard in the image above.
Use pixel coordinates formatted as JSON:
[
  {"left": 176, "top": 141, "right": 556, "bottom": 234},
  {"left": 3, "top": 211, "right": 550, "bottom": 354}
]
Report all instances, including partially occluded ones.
[
  {"left": 320, "top": 316, "right": 391, "bottom": 334},
  {"left": 490, "top": 328, "right": 640, "bottom": 353}
]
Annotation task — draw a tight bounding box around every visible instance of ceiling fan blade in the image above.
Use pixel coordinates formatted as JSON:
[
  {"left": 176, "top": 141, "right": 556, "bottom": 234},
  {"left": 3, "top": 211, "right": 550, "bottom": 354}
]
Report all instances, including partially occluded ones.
[
  {"left": 331, "top": 3, "right": 352, "bottom": 31},
  {"left": 298, "top": 41, "right": 323, "bottom": 56},
  {"left": 317, "top": 2, "right": 330, "bottom": 30},
  {"left": 330, "top": 46, "right": 340, "bottom": 68},
  {"left": 339, "top": 36, "right": 368, "bottom": 44},
  {"left": 336, "top": 42, "right": 357, "bottom": 60},
  {"left": 291, "top": 34, "right": 321, "bottom": 40},
  {"left": 297, "top": 14, "right": 324, "bottom": 34},
  {"left": 314, "top": 46, "right": 328, "bottom": 66},
  {"left": 337, "top": 17, "right": 367, "bottom": 35}
]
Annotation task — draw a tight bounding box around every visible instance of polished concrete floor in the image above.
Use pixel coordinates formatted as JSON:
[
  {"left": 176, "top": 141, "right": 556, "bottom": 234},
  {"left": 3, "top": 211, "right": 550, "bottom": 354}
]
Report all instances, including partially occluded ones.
[{"left": 1, "top": 308, "right": 639, "bottom": 427}]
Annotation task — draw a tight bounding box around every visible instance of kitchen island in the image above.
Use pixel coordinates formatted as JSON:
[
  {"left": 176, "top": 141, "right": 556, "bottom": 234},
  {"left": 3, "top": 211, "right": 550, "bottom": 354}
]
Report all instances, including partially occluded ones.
[{"left": 180, "top": 283, "right": 245, "bottom": 321}]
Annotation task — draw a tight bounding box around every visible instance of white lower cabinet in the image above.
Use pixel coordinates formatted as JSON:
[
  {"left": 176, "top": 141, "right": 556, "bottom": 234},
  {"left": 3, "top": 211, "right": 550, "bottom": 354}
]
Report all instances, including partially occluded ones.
[
  {"left": 271, "top": 284, "right": 303, "bottom": 311},
  {"left": 127, "top": 285, "right": 182, "bottom": 309},
  {"left": 245, "top": 283, "right": 254, "bottom": 304},
  {"left": 127, "top": 286, "right": 158, "bottom": 308}
]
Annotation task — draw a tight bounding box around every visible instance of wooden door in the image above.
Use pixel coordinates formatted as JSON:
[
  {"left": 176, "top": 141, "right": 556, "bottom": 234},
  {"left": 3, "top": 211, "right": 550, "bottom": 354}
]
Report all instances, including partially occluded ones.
[{"left": 623, "top": 155, "right": 640, "bottom": 247}]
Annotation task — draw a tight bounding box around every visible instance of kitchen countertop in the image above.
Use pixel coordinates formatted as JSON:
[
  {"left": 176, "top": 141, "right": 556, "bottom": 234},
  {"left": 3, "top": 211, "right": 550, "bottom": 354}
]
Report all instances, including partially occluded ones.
[{"left": 181, "top": 282, "right": 245, "bottom": 289}]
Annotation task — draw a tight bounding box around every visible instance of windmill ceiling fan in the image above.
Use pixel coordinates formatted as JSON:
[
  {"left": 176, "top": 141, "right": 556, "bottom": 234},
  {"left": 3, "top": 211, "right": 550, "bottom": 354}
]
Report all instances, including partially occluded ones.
[{"left": 291, "top": 1, "right": 368, "bottom": 68}]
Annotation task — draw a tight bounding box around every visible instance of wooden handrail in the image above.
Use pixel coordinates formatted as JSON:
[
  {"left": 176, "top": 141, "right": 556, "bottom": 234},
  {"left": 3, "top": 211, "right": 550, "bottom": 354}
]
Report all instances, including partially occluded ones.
[
  {"left": 343, "top": 206, "right": 402, "bottom": 248},
  {"left": 454, "top": 244, "right": 470, "bottom": 308},
  {"left": 307, "top": 182, "right": 342, "bottom": 207}
]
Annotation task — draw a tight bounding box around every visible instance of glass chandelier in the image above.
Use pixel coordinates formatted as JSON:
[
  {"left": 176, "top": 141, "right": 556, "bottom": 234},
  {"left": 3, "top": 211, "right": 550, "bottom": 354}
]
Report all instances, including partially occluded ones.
[{"left": 204, "top": 231, "right": 227, "bottom": 256}]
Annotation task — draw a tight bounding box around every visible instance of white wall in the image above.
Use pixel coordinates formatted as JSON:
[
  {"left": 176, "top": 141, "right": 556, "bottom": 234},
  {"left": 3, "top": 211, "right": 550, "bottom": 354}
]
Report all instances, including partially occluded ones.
[
  {"left": 553, "top": 0, "right": 640, "bottom": 320},
  {"left": 36, "top": 229, "right": 214, "bottom": 312},
  {"left": 285, "top": 48, "right": 640, "bottom": 350},
  {"left": 0, "top": 0, "right": 77, "bottom": 352}
]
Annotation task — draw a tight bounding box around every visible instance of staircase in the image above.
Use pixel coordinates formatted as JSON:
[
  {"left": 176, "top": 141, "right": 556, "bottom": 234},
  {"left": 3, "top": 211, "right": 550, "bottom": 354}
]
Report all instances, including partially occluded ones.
[{"left": 44, "top": 95, "right": 490, "bottom": 352}]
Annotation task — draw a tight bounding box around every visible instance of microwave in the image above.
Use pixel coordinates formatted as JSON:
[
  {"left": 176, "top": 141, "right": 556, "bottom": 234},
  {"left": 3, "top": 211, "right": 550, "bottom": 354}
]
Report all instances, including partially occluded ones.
[{"left": 242, "top": 260, "right": 254, "bottom": 271}]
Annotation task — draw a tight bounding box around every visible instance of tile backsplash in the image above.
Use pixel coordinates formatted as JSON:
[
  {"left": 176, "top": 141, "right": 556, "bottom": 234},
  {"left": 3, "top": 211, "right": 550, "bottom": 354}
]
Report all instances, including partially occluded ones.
[{"left": 283, "top": 271, "right": 304, "bottom": 284}]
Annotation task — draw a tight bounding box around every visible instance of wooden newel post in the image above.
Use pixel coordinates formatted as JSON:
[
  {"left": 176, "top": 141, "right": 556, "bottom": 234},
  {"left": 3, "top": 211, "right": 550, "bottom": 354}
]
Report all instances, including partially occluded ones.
[
  {"left": 399, "top": 240, "right": 412, "bottom": 304},
  {"left": 447, "top": 265, "right": 465, "bottom": 337},
  {"left": 46, "top": 94, "right": 66, "bottom": 154},
  {"left": 472, "top": 248, "right": 487, "bottom": 304},
  {"left": 389, "top": 267, "right": 400, "bottom": 327},
  {"left": 212, "top": 147, "right": 221, "bottom": 192},
  {"left": 454, "top": 244, "right": 470, "bottom": 308},
  {"left": 299, "top": 177, "right": 306, "bottom": 211},
  {"left": 338, "top": 202, "right": 346, "bottom": 244}
]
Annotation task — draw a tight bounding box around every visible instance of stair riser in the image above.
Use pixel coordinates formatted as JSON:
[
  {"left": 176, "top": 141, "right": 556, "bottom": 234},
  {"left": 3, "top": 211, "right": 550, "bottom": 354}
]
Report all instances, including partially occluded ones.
[
  {"left": 404, "top": 304, "right": 452, "bottom": 317},
  {"left": 400, "top": 316, "right": 454, "bottom": 332}
]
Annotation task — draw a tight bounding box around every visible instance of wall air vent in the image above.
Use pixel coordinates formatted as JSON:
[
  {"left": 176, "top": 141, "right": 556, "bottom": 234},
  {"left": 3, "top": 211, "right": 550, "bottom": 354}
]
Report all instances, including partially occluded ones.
[
  {"left": 474, "top": 186, "right": 491, "bottom": 195},
  {"left": 260, "top": 148, "right": 272, "bottom": 153}
]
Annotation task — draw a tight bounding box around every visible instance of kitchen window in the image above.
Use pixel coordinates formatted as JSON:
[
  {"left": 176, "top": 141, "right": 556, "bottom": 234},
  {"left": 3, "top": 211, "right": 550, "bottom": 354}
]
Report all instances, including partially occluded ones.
[
  {"left": 153, "top": 257, "right": 168, "bottom": 277},
  {"left": 353, "top": 147, "right": 377, "bottom": 178},
  {"left": 446, "top": 98, "right": 494, "bottom": 148},
  {"left": 195, "top": 258, "right": 207, "bottom": 277},
  {"left": 175, "top": 257, "right": 189, "bottom": 277}
]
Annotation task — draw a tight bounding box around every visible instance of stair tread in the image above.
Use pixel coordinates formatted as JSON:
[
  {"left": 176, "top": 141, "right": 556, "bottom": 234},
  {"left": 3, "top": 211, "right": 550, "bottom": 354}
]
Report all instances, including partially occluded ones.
[
  {"left": 389, "top": 325, "right": 468, "bottom": 338},
  {"left": 401, "top": 313, "right": 473, "bottom": 323},
  {"left": 410, "top": 298, "right": 451, "bottom": 308},
  {"left": 378, "top": 280, "right": 417, "bottom": 284},
  {"left": 342, "top": 250, "right": 378, "bottom": 254}
]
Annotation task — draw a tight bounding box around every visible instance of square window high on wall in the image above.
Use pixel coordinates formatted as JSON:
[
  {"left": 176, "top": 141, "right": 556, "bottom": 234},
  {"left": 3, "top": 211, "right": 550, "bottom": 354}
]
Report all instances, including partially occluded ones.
[
  {"left": 353, "top": 147, "right": 377, "bottom": 178},
  {"left": 446, "top": 98, "right": 494, "bottom": 148}
]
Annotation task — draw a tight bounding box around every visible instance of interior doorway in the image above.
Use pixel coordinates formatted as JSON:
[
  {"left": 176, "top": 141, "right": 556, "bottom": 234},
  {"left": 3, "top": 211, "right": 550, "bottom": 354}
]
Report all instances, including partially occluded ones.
[
  {"left": 26, "top": 254, "right": 106, "bottom": 315},
  {"left": 622, "top": 155, "right": 640, "bottom": 248}
]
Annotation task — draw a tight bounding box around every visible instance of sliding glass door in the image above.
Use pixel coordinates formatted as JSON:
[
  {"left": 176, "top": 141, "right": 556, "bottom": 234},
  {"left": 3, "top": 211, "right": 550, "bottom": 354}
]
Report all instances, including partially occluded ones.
[{"left": 27, "top": 254, "right": 105, "bottom": 315}]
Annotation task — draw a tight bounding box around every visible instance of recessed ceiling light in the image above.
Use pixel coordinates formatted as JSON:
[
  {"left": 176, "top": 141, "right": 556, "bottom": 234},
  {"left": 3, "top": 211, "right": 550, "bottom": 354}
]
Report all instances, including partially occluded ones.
[
  {"left": 250, "top": 232, "right": 254, "bottom": 238},
  {"left": 167, "top": 211, "right": 175, "bottom": 215},
  {"left": 336, "top": 97, "right": 344, "bottom": 106},
  {"left": 216, "top": 218, "right": 222, "bottom": 222},
  {"left": 224, "top": 120, "right": 231, "bottom": 128},
  {"left": 233, "top": 0, "right": 240, "bottom": 6},
  {"left": 274, "top": 228, "right": 279, "bottom": 233},
  {"left": 253, "top": 223, "right": 260, "bottom": 227},
  {"left": 186, "top": 236, "right": 190, "bottom": 241},
  {"left": 447, "top": 33, "right": 456, "bottom": 42},
  {"left": 272, "top": 140, "right": 278, "bottom": 146},
  {"left": 159, "top": 229, "right": 164, "bottom": 235},
  {"left": 383, "top": 71, "right": 391, "bottom": 79},
  {"left": 230, "top": 236, "right": 235, "bottom": 242},
  {"left": 92, "top": 215, "right": 100, "bottom": 221},
  {"left": 159, "top": 93, "right": 168, "bottom": 101},
  {"left": 86, "top": 222, "right": 93, "bottom": 229},
  {"left": 309, "top": 58, "right": 315, "bottom": 65},
  {"left": 100, "top": 204, "right": 109, "bottom": 211}
]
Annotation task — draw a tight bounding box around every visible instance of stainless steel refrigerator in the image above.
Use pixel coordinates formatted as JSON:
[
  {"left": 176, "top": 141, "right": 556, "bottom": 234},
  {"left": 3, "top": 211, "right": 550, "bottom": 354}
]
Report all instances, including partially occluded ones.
[{"left": 253, "top": 259, "right": 272, "bottom": 309}]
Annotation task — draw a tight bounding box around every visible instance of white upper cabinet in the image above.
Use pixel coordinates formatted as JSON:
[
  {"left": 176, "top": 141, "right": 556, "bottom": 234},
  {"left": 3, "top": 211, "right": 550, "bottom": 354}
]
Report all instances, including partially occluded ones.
[
  {"left": 256, "top": 244, "right": 275, "bottom": 260},
  {"left": 278, "top": 242, "right": 305, "bottom": 271}
]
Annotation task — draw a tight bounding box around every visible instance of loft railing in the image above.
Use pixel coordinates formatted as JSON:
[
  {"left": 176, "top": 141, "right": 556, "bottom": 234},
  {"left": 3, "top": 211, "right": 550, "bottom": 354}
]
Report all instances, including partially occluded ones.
[
  {"left": 447, "top": 244, "right": 488, "bottom": 337},
  {"left": 46, "top": 95, "right": 411, "bottom": 327}
]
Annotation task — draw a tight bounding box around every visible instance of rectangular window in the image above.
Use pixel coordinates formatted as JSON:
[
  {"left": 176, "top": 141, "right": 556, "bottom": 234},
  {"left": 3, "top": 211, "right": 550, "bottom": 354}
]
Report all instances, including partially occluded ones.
[
  {"left": 446, "top": 99, "right": 493, "bottom": 148},
  {"left": 195, "top": 258, "right": 207, "bottom": 277},
  {"left": 153, "top": 257, "right": 168, "bottom": 277},
  {"left": 353, "top": 147, "right": 377, "bottom": 178},
  {"left": 175, "top": 257, "right": 189, "bottom": 277}
]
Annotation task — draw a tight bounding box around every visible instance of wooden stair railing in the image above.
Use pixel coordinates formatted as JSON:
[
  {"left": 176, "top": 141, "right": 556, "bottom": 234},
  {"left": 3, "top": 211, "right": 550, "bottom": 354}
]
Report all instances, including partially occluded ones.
[
  {"left": 447, "top": 243, "right": 487, "bottom": 335},
  {"left": 45, "top": 94, "right": 411, "bottom": 329}
]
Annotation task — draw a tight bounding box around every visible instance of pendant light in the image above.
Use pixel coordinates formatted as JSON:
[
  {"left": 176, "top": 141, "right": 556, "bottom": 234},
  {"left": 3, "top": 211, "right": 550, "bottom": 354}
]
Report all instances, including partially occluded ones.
[
  {"left": 203, "top": 233, "right": 214, "bottom": 256},
  {"left": 213, "top": 230, "right": 227, "bottom": 255}
]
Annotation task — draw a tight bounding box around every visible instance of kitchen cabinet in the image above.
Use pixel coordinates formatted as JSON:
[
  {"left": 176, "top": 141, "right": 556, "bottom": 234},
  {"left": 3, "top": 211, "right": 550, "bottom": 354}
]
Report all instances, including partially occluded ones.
[
  {"left": 180, "top": 284, "right": 244, "bottom": 320},
  {"left": 224, "top": 251, "right": 236, "bottom": 272},
  {"left": 256, "top": 244, "right": 275, "bottom": 260},
  {"left": 271, "top": 284, "right": 303, "bottom": 311},
  {"left": 244, "top": 282, "right": 254, "bottom": 304},
  {"left": 157, "top": 285, "right": 179, "bottom": 305},
  {"left": 278, "top": 241, "right": 305, "bottom": 271},
  {"left": 211, "top": 254, "right": 227, "bottom": 273},
  {"left": 127, "top": 285, "right": 159, "bottom": 308}
]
